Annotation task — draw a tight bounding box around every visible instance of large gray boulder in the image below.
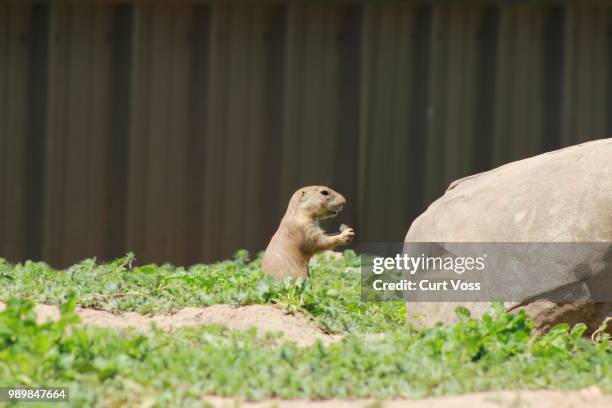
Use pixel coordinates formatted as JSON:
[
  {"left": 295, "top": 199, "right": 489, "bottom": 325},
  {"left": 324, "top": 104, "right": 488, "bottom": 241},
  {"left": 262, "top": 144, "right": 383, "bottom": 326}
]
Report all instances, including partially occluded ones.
[{"left": 404, "top": 138, "right": 612, "bottom": 333}]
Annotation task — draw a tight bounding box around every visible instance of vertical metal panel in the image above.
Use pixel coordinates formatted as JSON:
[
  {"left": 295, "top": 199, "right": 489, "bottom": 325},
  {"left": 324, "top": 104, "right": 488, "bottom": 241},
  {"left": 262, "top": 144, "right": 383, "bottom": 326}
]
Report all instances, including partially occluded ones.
[
  {"left": 493, "top": 6, "right": 550, "bottom": 166},
  {"left": 282, "top": 5, "right": 338, "bottom": 192},
  {"left": 562, "top": 6, "right": 611, "bottom": 144},
  {"left": 105, "top": 5, "right": 131, "bottom": 259},
  {"left": 127, "top": 4, "right": 197, "bottom": 264},
  {"left": 282, "top": 4, "right": 360, "bottom": 237},
  {"left": 424, "top": 6, "right": 450, "bottom": 203},
  {"left": 125, "top": 4, "right": 150, "bottom": 262},
  {"left": 0, "top": 4, "right": 31, "bottom": 260},
  {"left": 2, "top": 2, "right": 612, "bottom": 266},
  {"left": 471, "top": 6, "right": 499, "bottom": 173},
  {"left": 89, "top": 7, "right": 114, "bottom": 257},
  {"left": 241, "top": 5, "right": 287, "bottom": 254},
  {"left": 425, "top": 7, "right": 496, "bottom": 201},
  {"left": 222, "top": 5, "right": 254, "bottom": 260},
  {"left": 359, "top": 4, "right": 430, "bottom": 240},
  {"left": 143, "top": 5, "right": 175, "bottom": 261},
  {"left": 0, "top": 5, "right": 10, "bottom": 258},
  {"left": 170, "top": 7, "right": 194, "bottom": 263},
  {"left": 540, "top": 6, "right": 564, "bottom": 153},
  {"left": 43, "top": 3, "right": 129, "bottom": 266},
  {"left": 186, "top": 5, "right": 210, "bottom": 262},
  {"left": 62, "top": 6, "right": 94, "bottom": 262},
  {"left": 42, "top": 4, "right": 69, "bottom": 265},
  {"left": 202, "top": 3, "right": 230, "bottom": 261},
  {"left": 442, "top": 8, "right": 479, "bottom": 183},
  {"left": 24, "top": 4, "right": 49, "bottom": 262},
  {"left": 333, "top": 5, "right": 361, "bottom": 228}
]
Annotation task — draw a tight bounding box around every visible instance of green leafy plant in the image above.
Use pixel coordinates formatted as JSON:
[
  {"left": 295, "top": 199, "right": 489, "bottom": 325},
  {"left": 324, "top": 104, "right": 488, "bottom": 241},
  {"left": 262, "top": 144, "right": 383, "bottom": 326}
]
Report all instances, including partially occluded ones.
[
  {"left": 0, "top": 251, "right": 403, "bottom": 333},
  {"left": 0, "top": 298, "right": 609, "bottom": 407}
]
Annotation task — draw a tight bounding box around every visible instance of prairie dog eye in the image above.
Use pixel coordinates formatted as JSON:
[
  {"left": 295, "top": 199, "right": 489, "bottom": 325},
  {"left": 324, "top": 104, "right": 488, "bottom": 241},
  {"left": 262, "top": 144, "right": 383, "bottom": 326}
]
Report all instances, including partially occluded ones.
[{"left": 320, "top": 190, "right": 330, "bottom": 196}]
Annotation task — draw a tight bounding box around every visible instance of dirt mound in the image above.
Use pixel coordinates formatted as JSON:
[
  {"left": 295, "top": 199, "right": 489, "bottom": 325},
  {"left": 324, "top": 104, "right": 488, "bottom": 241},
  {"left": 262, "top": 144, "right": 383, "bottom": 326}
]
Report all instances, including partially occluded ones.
[
  {"left": 0, "top": 302, "right": 338, "bottom": 347},
  {"left": 205, "top": 388, "right": 611, "bottom": 408}
]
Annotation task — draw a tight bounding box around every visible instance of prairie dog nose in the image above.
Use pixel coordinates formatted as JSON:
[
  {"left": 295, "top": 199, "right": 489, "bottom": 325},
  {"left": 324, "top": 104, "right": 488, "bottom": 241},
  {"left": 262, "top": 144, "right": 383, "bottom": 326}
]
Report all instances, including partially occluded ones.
[{"left": 334, "top": 194, "right": 346, "bottom": 206}]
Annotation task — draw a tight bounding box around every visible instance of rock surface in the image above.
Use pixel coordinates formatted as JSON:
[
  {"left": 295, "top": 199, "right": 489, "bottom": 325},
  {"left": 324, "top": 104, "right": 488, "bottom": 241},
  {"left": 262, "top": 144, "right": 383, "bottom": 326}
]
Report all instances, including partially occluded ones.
[{"left": 404, "top": 138, "right": 612, "bottom": 332}]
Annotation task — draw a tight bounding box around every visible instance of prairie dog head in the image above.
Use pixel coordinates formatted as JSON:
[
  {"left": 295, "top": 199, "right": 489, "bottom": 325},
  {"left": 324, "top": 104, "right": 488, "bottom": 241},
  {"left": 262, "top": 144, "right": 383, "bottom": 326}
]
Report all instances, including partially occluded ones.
[{"left": 289, "top": 186, "right": 346, "bottom": 220}]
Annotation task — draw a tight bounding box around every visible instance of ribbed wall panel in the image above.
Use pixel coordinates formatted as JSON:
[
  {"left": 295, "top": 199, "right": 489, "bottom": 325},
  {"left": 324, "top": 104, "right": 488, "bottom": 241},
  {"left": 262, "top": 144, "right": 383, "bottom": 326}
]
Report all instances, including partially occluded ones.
[{"left": 0, "top": 1, "right": 610, "bottom": 266}]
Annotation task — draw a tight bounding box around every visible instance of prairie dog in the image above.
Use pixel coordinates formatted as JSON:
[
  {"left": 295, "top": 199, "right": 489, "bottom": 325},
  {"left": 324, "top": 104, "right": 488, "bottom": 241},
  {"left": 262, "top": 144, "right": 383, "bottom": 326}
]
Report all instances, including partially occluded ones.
[{"left": 262, "top": 186, "right": 355, "bottom": 279}]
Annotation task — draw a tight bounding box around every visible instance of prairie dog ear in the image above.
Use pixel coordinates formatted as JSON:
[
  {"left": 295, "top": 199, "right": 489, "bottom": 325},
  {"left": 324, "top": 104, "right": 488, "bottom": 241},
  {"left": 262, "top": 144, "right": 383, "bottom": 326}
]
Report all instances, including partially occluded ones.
[{"left": 299, "top": 190, "right": 307, "bottom": 203}]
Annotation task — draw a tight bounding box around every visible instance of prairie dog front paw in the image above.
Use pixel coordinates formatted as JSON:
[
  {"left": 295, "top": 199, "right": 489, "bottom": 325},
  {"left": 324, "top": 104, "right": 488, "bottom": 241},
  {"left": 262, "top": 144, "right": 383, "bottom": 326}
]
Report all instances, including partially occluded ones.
[{"left": 337, "top": 227, "right": 355, "bottom": 244}]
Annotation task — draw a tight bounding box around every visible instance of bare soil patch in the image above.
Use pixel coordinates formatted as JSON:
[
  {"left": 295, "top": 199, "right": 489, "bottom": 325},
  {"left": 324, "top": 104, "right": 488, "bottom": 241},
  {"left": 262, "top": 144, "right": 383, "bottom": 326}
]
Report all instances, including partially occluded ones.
[
  {"left": 0, "top": 302, "right": 338, "bottom": 347},
  {"left": 204, "top": 388, "right": 611, "bottom": 408}
]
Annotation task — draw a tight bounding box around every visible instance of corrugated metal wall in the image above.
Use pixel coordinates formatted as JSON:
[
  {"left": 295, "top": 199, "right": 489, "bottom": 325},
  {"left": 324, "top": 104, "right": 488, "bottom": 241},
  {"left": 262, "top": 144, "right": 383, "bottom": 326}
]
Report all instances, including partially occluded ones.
[{"left": 1, "top": 1, "right": 611, "bottom": 267}]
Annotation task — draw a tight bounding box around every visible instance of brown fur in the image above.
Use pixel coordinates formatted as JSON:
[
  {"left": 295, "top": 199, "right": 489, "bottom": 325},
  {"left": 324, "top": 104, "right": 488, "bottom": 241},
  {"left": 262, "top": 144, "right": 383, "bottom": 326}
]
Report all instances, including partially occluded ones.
[{"left": 262, "top": 186, "right": 355, "bottom": 279}]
